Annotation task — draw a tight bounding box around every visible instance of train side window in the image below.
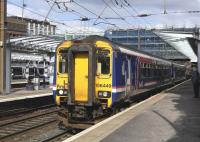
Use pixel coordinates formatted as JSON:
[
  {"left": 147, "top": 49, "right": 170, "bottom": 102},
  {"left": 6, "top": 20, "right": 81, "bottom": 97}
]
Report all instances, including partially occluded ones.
[
  {"left": 59, "top": 53, "right": 68, "bottom": 74},
  {"left": 97, "top": 57, "right": 110, "bottom": 74},
  {"left": 122, "top": 61, "right": 125, "bottom": 76}
]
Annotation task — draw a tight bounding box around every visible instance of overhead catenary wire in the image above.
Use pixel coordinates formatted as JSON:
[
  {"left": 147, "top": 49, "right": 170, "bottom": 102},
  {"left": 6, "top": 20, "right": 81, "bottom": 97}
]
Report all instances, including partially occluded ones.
[
  {"left": 123, "top": 6, "right": 146, "bottom": 26},
  {"left": 110, "top": 0, "right": 146, "bottom": 27},
  {"left": 45, "top": 0, "right": 86, "bottom": 18},
  {"left": 45, "top": 0, "right": 109, "bottom": 32},
  {"left": 72, "top": 0, "right": 120, "bottom": 28},
  {"left": 8, "top": 0, "right": 107, "bottom": 34},
  {"left": 101, "top": 0, "right": 134, "bottom": 27},
  {"left": 93, "top": 6, "right": 108, "bottom": 25},
  {"left": 7, "top": 1, "right": 73, "bottom": 29},
  {"left": 46, "top": 0, "right": 101, "bottom": 23},
  {"left": 7, "top": 0, "right": 95, "bottom": 33},
  {"left": 123, "top": 0, "right": 152, "bottom": 27}
]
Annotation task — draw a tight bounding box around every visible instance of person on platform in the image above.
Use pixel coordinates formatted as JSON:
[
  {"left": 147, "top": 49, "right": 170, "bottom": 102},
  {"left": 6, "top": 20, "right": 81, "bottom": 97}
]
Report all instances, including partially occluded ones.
[{"left": 191, "top": 66, "right": 199, "bottom": 98}]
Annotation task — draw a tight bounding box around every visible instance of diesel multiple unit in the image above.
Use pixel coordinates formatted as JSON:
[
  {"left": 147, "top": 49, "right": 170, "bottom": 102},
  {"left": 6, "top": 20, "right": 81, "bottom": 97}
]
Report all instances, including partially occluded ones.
[{"left": 53, "top": 36, "right": 186, "bottom": 127}]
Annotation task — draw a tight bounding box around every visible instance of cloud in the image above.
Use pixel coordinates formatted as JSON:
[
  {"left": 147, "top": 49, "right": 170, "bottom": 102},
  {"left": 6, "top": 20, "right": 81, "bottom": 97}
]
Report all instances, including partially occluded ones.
[
  {"left": 7, "top": 4, "right": 22, "bottom": 17},
  {"left": 53, "top": 20, "right": 104, "bottom": 34},
  {"left": 7, "top": 3, "right": 45, "bottom": 21},
  {"left": 7, "top": 0, "right": 200, "bottom": 33}
]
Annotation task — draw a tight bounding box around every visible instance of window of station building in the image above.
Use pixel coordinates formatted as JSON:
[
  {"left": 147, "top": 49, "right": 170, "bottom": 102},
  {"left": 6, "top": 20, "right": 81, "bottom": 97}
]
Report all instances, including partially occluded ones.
[
  {"left": 59, "top": 50, "right": 68, "bottom": 74},
  {"left": 97, "top": 56, "right": 110, "bottom": 75},
  {"left": 128, "top": 31, "right": 138, "bottom": 36}
]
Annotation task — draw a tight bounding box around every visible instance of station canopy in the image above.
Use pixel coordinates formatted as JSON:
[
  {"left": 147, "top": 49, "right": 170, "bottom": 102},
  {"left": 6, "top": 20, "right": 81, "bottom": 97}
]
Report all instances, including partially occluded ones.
[
  {"left": 154, "top": 31, "right": 197, "bottom": 62},
  {"left": 8, "top": 35, "right": 64, "bottom": 62}
]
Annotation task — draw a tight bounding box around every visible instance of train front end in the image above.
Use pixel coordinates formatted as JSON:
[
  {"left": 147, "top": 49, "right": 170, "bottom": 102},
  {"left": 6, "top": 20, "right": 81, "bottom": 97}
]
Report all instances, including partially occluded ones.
[
  {"left": 55, "top": 39, "right": 113, "bottom": 128},
  {"left": 66, "top": 40, "right": 113, "bottom": 127}
]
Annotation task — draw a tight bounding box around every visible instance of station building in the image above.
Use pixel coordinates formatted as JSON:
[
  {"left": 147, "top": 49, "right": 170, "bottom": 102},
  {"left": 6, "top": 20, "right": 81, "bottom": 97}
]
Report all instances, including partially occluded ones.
[
  {"left": 64, "top": 31, "right": 104, "bottom": 40},
  {"left": 104, "top": 27, "right": 199, "bottom": 61},
  {"left": 6, "top": 16, "right": 59, "bottom": 86},
  {"left": 7, "top": 16, "right": 56, "bottom": 36},
  {"left": 7, "top": 17, "right": 27, "bottom": 37}
]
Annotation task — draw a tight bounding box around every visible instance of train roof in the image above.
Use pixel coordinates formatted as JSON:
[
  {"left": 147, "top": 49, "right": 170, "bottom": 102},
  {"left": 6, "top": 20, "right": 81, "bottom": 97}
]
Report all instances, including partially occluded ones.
[{"left": 73, "top": 35, "right": 185, "bottom": 66}]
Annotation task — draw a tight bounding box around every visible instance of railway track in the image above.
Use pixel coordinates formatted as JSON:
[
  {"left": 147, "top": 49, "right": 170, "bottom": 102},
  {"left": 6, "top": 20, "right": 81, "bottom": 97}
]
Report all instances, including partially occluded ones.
[
  {"left": 0, "top": 104, "right": 56, "bottom": 119},
  {"left": 41, "top": 128, "right": 81, "bottom": 142},
  {"left": 0, "top": 80, "right": 186, "bottom": 142},
  {"left": 0, "top": 109, "right": 59, "bottom": 141}
]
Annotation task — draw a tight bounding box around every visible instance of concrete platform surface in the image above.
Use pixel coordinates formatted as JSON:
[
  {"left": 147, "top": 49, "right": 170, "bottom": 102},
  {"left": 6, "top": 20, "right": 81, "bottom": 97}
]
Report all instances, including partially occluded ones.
[
  {"left": 0, "top": 88, "right": 52, "bottom": 103},
  {"left": 66, "top": 80, "right": 200, "bottom": 142}
]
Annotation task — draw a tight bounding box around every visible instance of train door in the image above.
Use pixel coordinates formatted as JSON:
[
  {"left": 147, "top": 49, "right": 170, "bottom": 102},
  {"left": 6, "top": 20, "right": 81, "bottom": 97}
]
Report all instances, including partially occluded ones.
[
  {"left": 74, "top": 53, "right": 89, "bottom": 102},
  {"left": 68, "top": 45, "right": 95, "bottom": 108},
  {"left": 126, "top": 58, "right": 131, "bottom": 95},
  {"left": 130, "top": 57, "right": 137, "bottom": 91}
]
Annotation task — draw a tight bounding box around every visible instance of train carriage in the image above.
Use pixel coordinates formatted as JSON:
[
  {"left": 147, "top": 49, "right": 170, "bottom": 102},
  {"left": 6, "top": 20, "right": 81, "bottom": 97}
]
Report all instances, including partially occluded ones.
[{"left": 53, "top": 36, "right": 186, "bottom": 127}]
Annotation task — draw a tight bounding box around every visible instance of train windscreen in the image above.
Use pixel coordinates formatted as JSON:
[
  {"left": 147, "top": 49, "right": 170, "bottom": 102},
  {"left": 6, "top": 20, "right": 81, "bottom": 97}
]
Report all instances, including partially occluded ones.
[
  {"left": 97, "top": 49, "right": 110, "bottom": 75},
  {"left": 12, "top": 67, "right": 23, "bottom": 75},
  {"left": 59, "top": 50, "right": 68, "bottom": 73},
  {"left": 29, "top": 68, "right": 34, "bottom": 76}
]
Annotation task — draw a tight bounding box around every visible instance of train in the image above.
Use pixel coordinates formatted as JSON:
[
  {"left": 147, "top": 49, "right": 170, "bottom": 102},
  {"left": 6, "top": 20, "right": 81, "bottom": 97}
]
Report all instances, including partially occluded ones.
[
  {"left": 53, "top": 36, "right": 186, "bottom": 127},
  {"left": 11, "top": 63, "right": 50, "bottom": 84}
]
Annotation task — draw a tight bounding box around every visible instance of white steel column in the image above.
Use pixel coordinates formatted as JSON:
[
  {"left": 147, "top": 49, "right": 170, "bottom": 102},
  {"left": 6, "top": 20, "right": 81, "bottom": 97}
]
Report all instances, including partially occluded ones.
[{"left": 197, "top": 42, "right": 200, "bottom": 74}]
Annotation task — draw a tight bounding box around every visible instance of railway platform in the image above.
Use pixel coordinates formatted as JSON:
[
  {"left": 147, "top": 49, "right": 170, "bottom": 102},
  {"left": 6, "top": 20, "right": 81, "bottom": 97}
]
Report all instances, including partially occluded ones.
[
  {"left": 0, "top": 87, "right": 52, "bottom": 103},
  {"left": 66, "top": 80, "right": 200, "bottom": 142},
  {"left": 0, "top": 87, "right": 53, "bottom": 117}
]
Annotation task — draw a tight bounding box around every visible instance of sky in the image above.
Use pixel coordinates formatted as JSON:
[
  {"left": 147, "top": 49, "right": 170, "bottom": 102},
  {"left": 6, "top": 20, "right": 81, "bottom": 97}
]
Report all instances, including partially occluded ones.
[{"left": 6, "top": 0, "right": 200, "bottom": 34}]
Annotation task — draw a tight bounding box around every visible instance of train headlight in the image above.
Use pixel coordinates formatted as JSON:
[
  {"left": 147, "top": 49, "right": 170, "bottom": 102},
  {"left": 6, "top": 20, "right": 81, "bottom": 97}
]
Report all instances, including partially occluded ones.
[
  {"left": 98, "top": 91, "right": 111, "bottom": 98},
  {"left": 103, "top": 92, "right": 108, "bottom": 97},
  {"left": 59, "top": 90, "right": 64, "bottom": 95},
  {"left": 57, "top": 89, "right": 68, "bottom": 96}
]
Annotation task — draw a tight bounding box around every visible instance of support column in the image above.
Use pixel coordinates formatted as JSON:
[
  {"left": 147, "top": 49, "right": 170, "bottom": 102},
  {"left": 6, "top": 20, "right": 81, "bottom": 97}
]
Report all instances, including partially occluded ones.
[
  {"left": 5, "top": 46, "right": 11, "bottom": 93},
  {"left": 0, "top": 0, "right": 9, "bottom": 95},
  {"left": 198, "top": 42, "right": 200, "bottom": 74}
]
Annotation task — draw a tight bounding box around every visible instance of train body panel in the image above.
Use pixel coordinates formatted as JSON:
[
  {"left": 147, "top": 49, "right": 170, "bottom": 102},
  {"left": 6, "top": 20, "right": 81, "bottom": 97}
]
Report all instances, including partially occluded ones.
[
  {"left": 55, "top": 41, "right": 72, "bottom": 105},
  {"left": 111, "top": 52, "right": 135, "bottom": 106},
  {"left": 95, "top": 41, "right": 113, "bottom": 108},
  {"left": 52, "top": 53, "right": 57, "bottom": 102}
]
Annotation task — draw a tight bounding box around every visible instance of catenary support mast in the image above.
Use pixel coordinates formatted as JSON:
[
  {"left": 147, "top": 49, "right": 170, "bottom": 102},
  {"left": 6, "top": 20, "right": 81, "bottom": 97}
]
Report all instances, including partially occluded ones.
[{"left": 0, "top": 0, "right": 10, "bottom": 95}]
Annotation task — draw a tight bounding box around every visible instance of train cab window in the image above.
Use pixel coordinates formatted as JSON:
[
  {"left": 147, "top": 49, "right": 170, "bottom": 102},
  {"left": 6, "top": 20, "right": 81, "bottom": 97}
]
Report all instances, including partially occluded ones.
[
  {"left": 29, "top": 68, "right": 34, "bottom": 76},
  {"left": 59, "top": 56, "right": 68, "bottom": 73},
  {"left": 58, "top": 49, "right": 68, "bottom": 74},
  {"left": 97, "top": 57, "right": 110, "bottom": 75}
]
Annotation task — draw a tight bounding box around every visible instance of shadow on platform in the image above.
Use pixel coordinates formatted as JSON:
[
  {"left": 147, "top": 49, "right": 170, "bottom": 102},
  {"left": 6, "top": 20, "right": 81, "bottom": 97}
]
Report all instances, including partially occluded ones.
[{"left": 159, "top": 81, "right": 200, "bottom": 142}]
